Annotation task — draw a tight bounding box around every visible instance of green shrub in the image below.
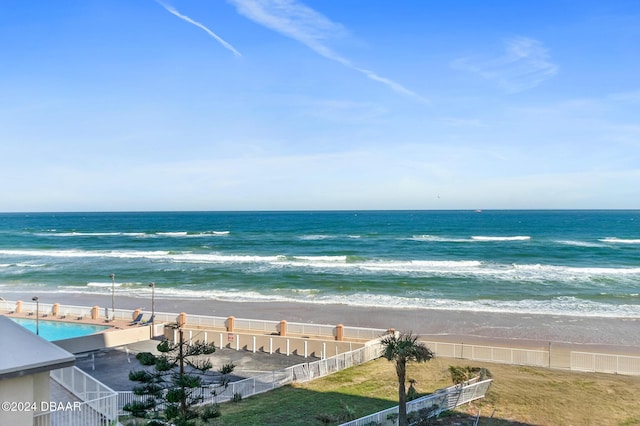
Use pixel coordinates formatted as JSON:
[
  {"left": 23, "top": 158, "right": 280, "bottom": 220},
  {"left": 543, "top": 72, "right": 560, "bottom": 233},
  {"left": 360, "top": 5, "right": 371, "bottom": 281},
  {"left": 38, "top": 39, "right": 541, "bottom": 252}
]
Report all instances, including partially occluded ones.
[
  {"left": 122, "top": 398, "right": 155, "bottom": 417},
  {"left": 448, "top": 365, "right": 492, "bottom": 385},
  {"left": 135, "top": 352, "right": 156, "bottom": 366},
  {"left": 154, "top": 355, "right": 173, "bottom": 371},
  {"left": 200, "top": 404, "right": 221, "bottom": 420}
]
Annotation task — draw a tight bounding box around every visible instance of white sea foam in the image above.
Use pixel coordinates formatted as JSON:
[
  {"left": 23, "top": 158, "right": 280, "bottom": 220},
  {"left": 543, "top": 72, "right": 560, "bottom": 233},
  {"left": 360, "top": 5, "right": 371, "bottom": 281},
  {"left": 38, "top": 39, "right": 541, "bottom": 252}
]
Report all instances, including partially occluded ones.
[
  {"left": 0, "top": 262, "right": 45, "bottom": 269},
  {"left": 0, "top": 248, "right": 288, "bottom": 264},
  {"left": 412, "top": 235, "right": 531, "bottom": 242},
  {"left": 86, "top": 281, "right": 125, "bottom": 288},
  {"left": 157, "top": 232, "right": 188, "bottom": 237},
  {"left": 3, "top": 248, "right": 640, "bottom": 282},
  {"left": 600, "top": 237, "right": 640, "bottom": 244},
  {"left": 471, "top": 235, "right": 531, "bottom": 241},
  {"left": 27, "top": 285, "right": 640, "bottom": 318},
  {"left": 293, "top": 255, "right": 347, "bottom": 262},
  {"left": 37, "top": 232, "right": 148, "bottom": 237},
  {"left": 410, "top": 235, "right": 469, "bottom": 242},
  {"left": 34, "top": 230, "right": 231, "bottom": 238},
  {"left": 556, "top": 240, "right": 605, "bottom": 248}
]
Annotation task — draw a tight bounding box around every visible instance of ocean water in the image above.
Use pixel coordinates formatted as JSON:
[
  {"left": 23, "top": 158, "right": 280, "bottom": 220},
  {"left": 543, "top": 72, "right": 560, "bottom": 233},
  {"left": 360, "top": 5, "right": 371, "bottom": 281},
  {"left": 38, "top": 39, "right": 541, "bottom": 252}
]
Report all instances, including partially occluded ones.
[{"left": 0, "top": 210, "right": 639, "bottom": 318}]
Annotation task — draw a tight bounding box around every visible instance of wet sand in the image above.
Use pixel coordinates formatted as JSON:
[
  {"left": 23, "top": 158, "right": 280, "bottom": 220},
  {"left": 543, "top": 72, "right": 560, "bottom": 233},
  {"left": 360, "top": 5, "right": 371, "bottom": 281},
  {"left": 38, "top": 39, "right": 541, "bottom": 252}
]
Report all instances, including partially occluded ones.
[{"left": 33, "top": 293, "right": 640, "bottom": 353}]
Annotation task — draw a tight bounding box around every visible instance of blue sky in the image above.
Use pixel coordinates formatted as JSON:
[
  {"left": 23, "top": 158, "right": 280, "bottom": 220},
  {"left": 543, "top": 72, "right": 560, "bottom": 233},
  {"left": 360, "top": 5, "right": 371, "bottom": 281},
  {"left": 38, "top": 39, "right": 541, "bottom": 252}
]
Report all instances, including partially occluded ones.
[{"left": 1, "top": 0, "right": 639, "bottom": 211}]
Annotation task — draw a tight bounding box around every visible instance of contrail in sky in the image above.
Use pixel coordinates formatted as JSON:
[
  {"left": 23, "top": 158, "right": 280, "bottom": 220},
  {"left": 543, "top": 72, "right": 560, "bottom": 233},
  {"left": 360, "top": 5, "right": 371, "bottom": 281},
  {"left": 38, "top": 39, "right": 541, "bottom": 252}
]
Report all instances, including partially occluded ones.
[
  {"left": 451, "top": 37, "right": 557, "bottom": 93},
  {"left": 156, "top": 1, "right": 242, "bottom": 57},
  {"left": 228, "top": 0, "right": 426, "bottom": 102}
]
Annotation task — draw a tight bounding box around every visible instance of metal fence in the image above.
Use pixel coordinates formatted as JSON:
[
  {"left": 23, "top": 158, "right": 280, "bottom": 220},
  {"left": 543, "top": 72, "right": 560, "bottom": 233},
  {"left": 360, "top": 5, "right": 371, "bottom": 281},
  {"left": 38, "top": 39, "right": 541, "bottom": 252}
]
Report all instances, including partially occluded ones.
[
  {"left": 118, "top": 340, "right": 383, "bottom": 414},
  {"left": 423, "top": 340, "right": 550, "bottom": 368},
  {"left": 571, "top": 351, "right": 640, "bottom": 375},
  {"left": 34, "top": 366, "right": 118, "bottom": 426},
  {"left": 4, "top": 299, "right": 640, "bottom": 375},
  {"left": 340, "top": 379, "right": 493, "bottom": 426}
]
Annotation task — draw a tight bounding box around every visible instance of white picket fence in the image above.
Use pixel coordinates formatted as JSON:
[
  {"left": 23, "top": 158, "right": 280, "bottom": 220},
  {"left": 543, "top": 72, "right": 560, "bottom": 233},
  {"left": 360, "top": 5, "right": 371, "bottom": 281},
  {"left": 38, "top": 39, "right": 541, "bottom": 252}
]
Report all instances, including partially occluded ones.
[{"left": 340, "top": 379, "right": 493, "bottom": 426}]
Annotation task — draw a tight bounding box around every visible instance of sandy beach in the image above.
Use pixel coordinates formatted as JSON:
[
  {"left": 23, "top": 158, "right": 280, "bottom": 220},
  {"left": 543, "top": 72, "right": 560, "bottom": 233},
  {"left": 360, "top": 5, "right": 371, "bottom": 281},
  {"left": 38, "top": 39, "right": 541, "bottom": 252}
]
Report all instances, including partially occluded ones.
[{"left": 24, "top": 293, "right": 640, "bottom": 354}]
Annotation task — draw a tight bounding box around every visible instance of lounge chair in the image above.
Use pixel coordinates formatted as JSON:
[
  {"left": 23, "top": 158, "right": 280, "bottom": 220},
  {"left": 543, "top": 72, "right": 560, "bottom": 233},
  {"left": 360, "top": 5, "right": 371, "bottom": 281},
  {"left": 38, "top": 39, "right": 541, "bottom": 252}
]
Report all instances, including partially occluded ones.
[
  {"left": 140, "top": 315, "right": 155, "bottom": 326},
  {"left": 129, "top": 313, "right": 144, "bottom": 325}
]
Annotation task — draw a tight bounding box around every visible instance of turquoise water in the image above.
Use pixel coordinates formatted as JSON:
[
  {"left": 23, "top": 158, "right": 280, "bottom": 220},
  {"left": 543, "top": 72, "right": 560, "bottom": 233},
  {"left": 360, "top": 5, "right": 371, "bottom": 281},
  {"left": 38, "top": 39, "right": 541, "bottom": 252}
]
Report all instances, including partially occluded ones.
[
  {"left": 10, "top": 317, "right": 109, "bottom": 341},
  {"left": 0, "top": 210, "right": 639, "bottom": 317}
]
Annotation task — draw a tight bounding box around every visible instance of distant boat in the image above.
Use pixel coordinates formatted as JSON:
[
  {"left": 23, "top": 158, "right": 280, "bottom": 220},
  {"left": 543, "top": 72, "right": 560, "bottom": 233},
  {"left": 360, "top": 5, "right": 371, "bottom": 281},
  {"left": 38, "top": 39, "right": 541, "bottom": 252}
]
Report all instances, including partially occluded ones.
[{"left": 474, "top": 209, "right": 482, "bottom": 213}]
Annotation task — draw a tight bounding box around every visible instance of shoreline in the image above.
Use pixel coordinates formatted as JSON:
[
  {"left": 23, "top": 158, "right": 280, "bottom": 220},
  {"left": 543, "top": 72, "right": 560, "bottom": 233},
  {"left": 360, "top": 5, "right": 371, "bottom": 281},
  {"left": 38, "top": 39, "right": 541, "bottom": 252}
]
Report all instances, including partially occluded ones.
[{"left": 7, "top": 292, "right": 640, "bottom": 351}]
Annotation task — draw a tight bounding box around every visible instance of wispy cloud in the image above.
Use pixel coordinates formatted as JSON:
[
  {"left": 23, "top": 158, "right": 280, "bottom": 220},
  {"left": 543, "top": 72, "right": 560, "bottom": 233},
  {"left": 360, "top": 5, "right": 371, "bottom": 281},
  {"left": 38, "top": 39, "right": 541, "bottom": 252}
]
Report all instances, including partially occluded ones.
[
  {"left": 156, "top": 0, "right": 242, "bottom": 57},
  {"left": 452, "top": 37, "right": 558, "bottom": 93},
  {"left": 227, "top": 0, "right": 426, "bottom": 102}
]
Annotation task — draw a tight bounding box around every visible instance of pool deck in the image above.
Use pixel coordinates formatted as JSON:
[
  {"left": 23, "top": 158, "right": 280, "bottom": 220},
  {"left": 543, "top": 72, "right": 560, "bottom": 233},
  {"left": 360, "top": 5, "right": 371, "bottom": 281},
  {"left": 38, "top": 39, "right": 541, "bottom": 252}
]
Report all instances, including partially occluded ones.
[
  {"left": 3, "top": 310, "right": 146, "bottom": 331},
  {"left": 3, "top": 310, "right": 157, "bottom": 355}
]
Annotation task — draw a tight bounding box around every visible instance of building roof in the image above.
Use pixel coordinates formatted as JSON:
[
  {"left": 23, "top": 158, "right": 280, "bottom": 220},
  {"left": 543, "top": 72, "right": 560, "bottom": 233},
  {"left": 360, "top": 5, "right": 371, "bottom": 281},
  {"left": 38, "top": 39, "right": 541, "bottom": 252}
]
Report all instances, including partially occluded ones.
[{"left": 0, "top": 316, "right": 75, "bottom": 380}]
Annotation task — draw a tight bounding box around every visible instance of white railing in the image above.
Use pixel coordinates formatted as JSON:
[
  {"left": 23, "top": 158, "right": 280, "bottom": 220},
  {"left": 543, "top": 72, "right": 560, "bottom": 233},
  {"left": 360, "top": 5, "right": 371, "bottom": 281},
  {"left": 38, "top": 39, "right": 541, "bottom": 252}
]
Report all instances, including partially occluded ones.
[
  {"left": 571, "top": 351, "right": 640, "bottom": 375},
  {"left": 340, "top": 379, "right": 493, "bottom": 426},
  {"left": 183, "top": 313, "right": 228, "bottom": 329},
  {"left": 344, "top": 325, "right": 388, "bottom": 341},
  {"left": 234, "top": 317, "right": 281, "bottom": 333},
  {"left": 287, "top": 322, "right": 335, "bottom": 338},
  {"left": 423, "top": 340, "right": 549, "bottom": 368},
  {"left": 34, "top": 366, "right": 118, "bottom": 426},
  {"left": 118, "top": 340, "right": 383, "bottom": 414},
  {"left": 4, "top": 299, "right": 640, "bottom": 376}
]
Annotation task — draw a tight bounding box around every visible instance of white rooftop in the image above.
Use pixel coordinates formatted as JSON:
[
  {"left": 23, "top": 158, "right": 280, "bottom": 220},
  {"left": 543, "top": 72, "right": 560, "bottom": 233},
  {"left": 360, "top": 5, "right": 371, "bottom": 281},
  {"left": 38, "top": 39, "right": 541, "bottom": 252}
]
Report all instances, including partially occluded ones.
[{"left": 0, "top": 316, "right": 75, "bottom": 380}]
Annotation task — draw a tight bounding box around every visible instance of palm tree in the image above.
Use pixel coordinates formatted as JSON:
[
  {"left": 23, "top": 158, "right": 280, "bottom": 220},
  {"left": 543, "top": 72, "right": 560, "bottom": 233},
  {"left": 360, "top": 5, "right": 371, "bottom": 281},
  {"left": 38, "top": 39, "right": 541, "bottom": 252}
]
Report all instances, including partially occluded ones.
[{"left": 380, "top": 331, "right": 434, "bottom": 426}]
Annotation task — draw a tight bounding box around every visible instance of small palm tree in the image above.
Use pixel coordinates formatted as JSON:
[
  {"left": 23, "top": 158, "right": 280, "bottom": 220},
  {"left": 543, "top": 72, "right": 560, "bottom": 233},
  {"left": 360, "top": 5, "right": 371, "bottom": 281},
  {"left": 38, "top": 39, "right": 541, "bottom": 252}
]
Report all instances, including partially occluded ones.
[{"left": 380, "top": 331, "right": 434, "bottom": 426}]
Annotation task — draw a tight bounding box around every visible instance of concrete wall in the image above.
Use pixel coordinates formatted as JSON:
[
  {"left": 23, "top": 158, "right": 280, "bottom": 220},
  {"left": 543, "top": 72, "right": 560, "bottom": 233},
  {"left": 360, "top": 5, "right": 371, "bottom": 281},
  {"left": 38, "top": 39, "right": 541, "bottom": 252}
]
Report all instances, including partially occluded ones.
[
  {"left": 164, "top": 327, "right": 362, "bottom": 359},
  {"left": 0, "top": 371, "right": 50, "bottom": 425},
  {"left": 55, "top": 325, "right": 154, "bottom": 354}
]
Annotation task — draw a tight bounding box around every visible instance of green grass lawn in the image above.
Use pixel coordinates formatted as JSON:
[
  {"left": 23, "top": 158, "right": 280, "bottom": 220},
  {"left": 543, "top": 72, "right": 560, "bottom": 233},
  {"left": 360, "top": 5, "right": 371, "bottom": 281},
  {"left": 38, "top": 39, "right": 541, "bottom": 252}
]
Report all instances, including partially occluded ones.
[
  {"left": 122, "top": 356, "right": 640, "bottom": 425},
  {"left": 214, "top": 358, "right": 447, "bottom": 425}
]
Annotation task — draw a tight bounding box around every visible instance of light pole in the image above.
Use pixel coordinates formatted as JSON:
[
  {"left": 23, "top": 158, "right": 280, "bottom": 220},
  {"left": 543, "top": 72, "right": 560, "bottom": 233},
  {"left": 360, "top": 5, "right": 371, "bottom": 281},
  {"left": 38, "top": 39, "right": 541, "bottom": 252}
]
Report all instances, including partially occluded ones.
[
  {"left": 110, "top": 273, "right": 115, "bottom": 321},
  {"left": 32, "top": 296, "right": 39, "bottom": 335},
  {"left": 149, "top": 282, "right": 155, "bottom": 337}
]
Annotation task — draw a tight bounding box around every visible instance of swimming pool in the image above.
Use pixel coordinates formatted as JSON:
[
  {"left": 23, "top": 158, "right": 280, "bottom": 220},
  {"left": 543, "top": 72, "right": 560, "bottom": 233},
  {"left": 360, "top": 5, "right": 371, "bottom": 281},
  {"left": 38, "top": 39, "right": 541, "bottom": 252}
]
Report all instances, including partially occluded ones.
[{"left": 10, "top": 317, "right": 110, "bottom": 341}]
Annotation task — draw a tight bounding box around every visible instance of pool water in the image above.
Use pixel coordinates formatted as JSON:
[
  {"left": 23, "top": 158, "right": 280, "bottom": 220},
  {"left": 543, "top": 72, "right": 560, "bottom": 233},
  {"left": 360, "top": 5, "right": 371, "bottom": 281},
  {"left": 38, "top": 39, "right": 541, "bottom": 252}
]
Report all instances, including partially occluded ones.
[{"left": 10, "top": 317, "right": 110, "bottom": 341}]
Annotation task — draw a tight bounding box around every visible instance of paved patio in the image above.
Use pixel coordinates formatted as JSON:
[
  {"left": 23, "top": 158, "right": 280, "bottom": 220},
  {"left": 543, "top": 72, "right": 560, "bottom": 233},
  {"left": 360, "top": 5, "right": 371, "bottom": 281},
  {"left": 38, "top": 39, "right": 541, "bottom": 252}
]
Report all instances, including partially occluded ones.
[{"left": 74, "top": 338, "right": 313, "bottom": 391}]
